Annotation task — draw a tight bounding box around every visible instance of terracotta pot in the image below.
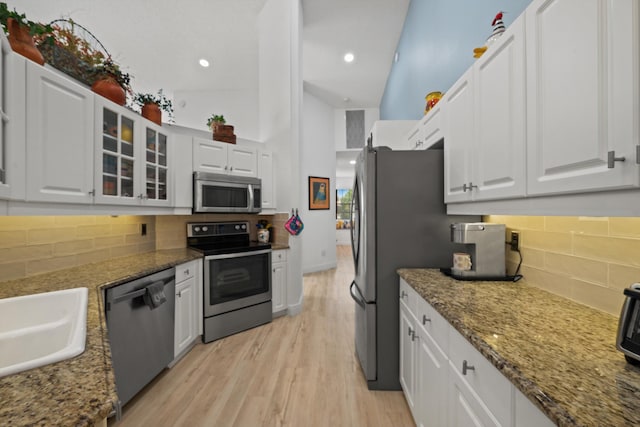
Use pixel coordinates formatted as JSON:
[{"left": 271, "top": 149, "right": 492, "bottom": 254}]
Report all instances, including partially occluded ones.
[
  {"left": 141, "top": 102, "right": 162, "bottom": 126},
  {"left": 91, "top": 76, "right": 126, "bottom": 105},
  {"left": 7, "top": 18, "right": 44, "bottom": 65}
]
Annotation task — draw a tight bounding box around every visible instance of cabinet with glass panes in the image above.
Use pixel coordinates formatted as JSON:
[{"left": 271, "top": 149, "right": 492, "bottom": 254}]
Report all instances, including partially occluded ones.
[{"left": 94, "top": 98, "right": 170, "bottom": 206}]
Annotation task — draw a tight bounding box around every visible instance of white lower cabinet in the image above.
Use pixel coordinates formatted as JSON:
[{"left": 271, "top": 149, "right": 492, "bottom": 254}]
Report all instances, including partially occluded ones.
[
  {"left": 272, "top": 249, "right": 288, "bottom": 316},
  {"left": 399, "top": 278, "right": 554, "bottom": 427},
  {"left": 173, "top": 260, "right": 202, "bottom": 361}
]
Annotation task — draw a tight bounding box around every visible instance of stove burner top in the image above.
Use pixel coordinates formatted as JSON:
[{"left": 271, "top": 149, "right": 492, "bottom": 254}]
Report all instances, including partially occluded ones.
[{"left": 186, "top": 221, "right": 271, "bottom": 256}]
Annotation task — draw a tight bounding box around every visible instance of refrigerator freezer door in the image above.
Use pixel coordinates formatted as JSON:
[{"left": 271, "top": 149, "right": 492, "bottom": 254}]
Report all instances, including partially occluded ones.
[{"left": 351, "top": 282, "right": 377, "bottom": 381}]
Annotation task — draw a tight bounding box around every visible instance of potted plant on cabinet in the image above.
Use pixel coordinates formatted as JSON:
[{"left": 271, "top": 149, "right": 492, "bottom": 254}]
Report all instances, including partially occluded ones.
[
  {"left": 91, "top": 57, "right": 132, "bottom": 106},
  {"left": 0, "top": 3, "right": 51, "bottom": 65},
  {"left": 133, "top": 90, "right": 174, "bottom": 126},
  {"left": 206, "top": 114, "right": 225, "bottom": 132},
  {"left": 207, "top": 114, "right": 236, "bottom": 144},
  {"left": 34, "top": 18, "right": 107, "bottom": 87}
]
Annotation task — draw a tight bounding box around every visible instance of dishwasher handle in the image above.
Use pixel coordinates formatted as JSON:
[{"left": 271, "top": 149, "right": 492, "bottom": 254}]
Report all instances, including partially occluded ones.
[
  {"left": 108, "top": 277, "right": 172, "bottom": 306},
  {"left": 112, "top": 288, "right": 147, "bottom": 304}
]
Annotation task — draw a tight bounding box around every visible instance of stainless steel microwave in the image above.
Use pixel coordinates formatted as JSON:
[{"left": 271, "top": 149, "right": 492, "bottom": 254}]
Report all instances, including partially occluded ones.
[{"left": 193, "top": 172, "right": 262, "bottom": 213}]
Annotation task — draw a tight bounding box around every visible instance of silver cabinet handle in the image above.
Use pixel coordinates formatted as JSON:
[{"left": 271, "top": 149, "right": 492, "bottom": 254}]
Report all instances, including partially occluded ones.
[
  {"left": 88, "top": 189, "right": 95, "bottom": 196},
  {"left": 224, "top": 165, "right": 228, "bottom": 170},
  {"left": 608, "top": 150, "right": 625, "bottom": 168},
  {"left": 400, "top": 290, "right": 407, "bottom": 299},
  {"left": 184, "top": 269, "right": 190, "bottom": 276},
  {"left": 230, "top": 166, "right": 234, "bottom": 171},
  {"left": 462, "top": 360, "right": 475, "bottom": 375},
  {"left": 463, "top": 183, "right": 478, "bottom": 192},
  {"left": 411, "top": 330, "right": 418, "bottom": 341},
  {"left": 422, "top": 315, "right": 431, "bottom": 325},
  {"left": 636, "top": 146, "right": 640, "bottom": 164},
  {"left": 408, "top": 326, "right": 413, "bottom": 337}
]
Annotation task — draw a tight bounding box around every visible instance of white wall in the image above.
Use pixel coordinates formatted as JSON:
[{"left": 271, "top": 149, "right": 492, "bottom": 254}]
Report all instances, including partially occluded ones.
[
  {"left": 173, "top": 89, "right": 260, "bottom": 141},
  {"left": 334, "top": 108, "right": 380, "bottom": 151},
  {"left": 301, "top": 91, "right": 337, "bottom": 273},
  {"left": 259, "top": 0, "right": 304, "bottom": 314}
]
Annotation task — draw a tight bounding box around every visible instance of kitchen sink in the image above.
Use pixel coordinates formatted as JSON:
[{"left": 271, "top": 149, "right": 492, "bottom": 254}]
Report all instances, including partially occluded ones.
[{"left": 0, "top": 287, "right": 88, "bottom": 378}]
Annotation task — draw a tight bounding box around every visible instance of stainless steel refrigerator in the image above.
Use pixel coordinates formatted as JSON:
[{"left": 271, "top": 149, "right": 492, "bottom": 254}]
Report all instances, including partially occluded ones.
[{"left": 349, "top": 143, "right": 478, "bottom": 390}]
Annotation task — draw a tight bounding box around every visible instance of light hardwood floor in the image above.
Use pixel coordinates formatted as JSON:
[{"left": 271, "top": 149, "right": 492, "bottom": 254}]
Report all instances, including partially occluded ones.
[{"left": 110, "top": 245, "right": 414, "bottom": 427}]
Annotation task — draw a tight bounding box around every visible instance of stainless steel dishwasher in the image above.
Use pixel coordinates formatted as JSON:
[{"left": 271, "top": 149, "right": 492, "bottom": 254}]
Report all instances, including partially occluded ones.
[{"left": 105, "top": 268, "right": 175, "bottom": 410}]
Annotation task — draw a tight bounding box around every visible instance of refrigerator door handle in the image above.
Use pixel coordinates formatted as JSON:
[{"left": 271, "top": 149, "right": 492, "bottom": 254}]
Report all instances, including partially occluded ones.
[{"left": 350, "top": 281, "right": 366, "bottom": 309}]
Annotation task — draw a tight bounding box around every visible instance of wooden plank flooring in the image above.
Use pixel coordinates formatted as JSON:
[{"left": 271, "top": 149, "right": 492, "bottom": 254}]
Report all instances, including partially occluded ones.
[{"left": 110, "top": 245, "right": 414, "bottom": 427}]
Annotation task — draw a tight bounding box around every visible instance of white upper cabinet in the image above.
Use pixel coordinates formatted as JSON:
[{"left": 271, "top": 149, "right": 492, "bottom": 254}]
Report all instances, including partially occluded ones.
[
  {"left": 526, "top": 0, "right": 639, "bottom": 195},
  {"left": 445, "top": 12, "right": 526, "bottom": 203},
  {"left": 25, "top": 60, "right": 95, "bottom": 204},
  {"left": 193, "top": 137, "right": 258, "bottom": 177},
  {"left": 473, "top": 13, "right": 526, "bottom": 200},
  {"left": 258, "top": 150, "right": 275, "bottom": 210},
  {"left": 0, "top": 38, "right": 25, "bottom": 201},
  {"left": 444, "top": 67, "right": 475, "bottom": 203}
]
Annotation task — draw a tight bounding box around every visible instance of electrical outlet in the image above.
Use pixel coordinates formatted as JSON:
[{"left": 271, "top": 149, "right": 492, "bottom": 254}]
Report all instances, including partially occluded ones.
[
  {"left": 510, "top": 231, "right": 520, "bottom": 251},
  {"left": 141, "top": 223, "right": 147, "bottom": 236}
]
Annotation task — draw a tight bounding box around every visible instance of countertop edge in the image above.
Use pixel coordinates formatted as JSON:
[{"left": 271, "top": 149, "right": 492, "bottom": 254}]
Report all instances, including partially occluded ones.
[
  {"left": 397, "top": 268, "right": 578, "bottom": 427},
  {"left": 0, "top": 249, "right": 204, "bottom": 426}
]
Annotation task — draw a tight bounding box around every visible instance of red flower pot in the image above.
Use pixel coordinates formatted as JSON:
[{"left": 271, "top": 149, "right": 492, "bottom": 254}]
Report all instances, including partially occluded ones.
[
  {"left": 141, "top": 102, "right": 162, "bottom": 126},
  {"left": 7, "top": 18, "right": 44, "bottom": 65},
  {"left": 92, "top": 76, "right": 126, "bottom": 105}
]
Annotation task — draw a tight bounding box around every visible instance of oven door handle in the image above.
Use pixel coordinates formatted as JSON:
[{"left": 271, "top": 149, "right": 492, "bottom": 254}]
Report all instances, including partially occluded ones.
[
  {"left": 205, "top": 249, "right": 272, "bottom": 261},
  {"left": 624, "top": 288, "right": 640, "bottom": 300}
]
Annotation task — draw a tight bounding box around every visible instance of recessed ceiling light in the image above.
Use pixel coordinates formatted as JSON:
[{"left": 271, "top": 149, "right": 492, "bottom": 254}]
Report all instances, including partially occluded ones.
[
  {"left": 344, "top": 52, "right": 355, "bottom": 63},
  {"left": 199, "top": 58, "right": 210, "bottom": 67},
  {"left": 349, "top": 160, "right": 356, "bottom": 165}
]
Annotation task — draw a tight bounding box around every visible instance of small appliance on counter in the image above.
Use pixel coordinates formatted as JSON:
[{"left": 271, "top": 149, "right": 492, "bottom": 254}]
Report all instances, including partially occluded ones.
[
  {"left": 616, "top": 283, "right": 640, "bottom": 365},
  {"left": 443, "top": 222, "right": 510, "bottom": 280}
]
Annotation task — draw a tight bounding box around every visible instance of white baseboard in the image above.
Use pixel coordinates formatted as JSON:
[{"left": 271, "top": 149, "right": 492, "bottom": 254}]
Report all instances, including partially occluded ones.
[{"left": 302, "top": 261, "right": 337, "bottom": 274}]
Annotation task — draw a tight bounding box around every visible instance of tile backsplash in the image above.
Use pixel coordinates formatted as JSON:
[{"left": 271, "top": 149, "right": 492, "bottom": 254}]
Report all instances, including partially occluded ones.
[
  {"left": 0, "top": 216, "right": 156, "bottom": 281},
  {"left": 485, "top": 215, "right": 640, "bottom": 315},
  {"left": 0, "top": 213, "right": 290, "bottom": 283}
]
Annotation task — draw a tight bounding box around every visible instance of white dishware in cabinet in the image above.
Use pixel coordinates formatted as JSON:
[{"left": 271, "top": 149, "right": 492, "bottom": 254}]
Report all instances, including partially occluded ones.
[
  {"left": 272, "top": 249, "right": 287, "bottom": 316},
  {"left": 25, "top": 59, "right": 95, "bottom": 204},
  {"left": 526, "top": 0, "right": 639, "bottom": 195},
  {"left": 193, "top": 137, "right": 257, "bottom": 177}
]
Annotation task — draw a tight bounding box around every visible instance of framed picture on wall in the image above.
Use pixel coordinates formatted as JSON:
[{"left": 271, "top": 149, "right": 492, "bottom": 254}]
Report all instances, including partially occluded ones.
[{"left": 308, "top": 176, "right": 330, "bottom": 210}]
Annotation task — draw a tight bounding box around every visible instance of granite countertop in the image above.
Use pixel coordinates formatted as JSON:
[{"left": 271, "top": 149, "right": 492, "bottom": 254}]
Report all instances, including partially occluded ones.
[
  {"left": 397, "top": 268, "right": 640, "bottom": 427},
  {"left": 0, "top": 248, "right": 202, "bottom": 427}
]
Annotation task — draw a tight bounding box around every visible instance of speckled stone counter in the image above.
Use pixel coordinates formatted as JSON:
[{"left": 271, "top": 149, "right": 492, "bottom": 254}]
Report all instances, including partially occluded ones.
[
  {"left": 0, "top": 248, "right": 202, "bottom": 427},
  {"left": 397, "top": 268, "right": 640, "bottom": 427}
]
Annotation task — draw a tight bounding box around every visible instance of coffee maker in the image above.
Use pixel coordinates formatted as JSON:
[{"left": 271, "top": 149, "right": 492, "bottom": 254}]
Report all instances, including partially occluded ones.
[{"left": 450, "top": 223, "right": 506, "bottom": 278}]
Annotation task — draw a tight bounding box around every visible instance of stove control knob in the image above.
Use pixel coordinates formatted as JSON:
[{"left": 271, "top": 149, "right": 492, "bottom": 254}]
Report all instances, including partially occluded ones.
[
  {"left": 202, "top": 226, "right": 208, "bottom": 232},
  {"left": 235, "top": 225, "right": 240, "bottom": 230},
  {"left": 241, "top": 224, "right": 247, "bottom": 230},
  {"left": 194, "top": 226, "right": 200, "bottom": 232}
]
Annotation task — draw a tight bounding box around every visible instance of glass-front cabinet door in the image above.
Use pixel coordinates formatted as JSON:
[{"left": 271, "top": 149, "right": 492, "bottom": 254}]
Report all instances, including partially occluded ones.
[
  {"left": 144, "top": 126, "right": 169, "bottom": 204},
  {"left": 95, "top": 103, "right": 137, "bottom": 204},
  {"left": 94, "top": 98, "right": 171, "bottom": 206}
]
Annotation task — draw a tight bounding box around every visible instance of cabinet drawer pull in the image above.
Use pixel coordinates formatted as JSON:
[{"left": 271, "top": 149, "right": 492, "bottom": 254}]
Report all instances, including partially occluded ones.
[
  {"left": 422, "top": 315, "right": 431, "bottom": 324},
  {"left": 462, "top": 360, "right": 475, "bottom": 375},
  {"left": 400, "top": 290, "right": 407, "bottom": 299},
  {"left": 408, "top": 326, "right": 413, "bottom": 337}
]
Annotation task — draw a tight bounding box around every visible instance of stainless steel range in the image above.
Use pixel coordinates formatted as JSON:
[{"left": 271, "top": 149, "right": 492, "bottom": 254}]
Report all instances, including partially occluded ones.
[{"left": 187, "top": 221, "right": 272, "bottom": 343}]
